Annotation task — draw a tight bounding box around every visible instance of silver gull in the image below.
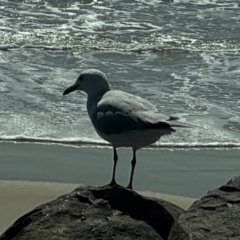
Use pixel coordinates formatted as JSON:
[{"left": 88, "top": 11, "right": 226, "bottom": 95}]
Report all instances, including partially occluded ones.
[{"left": 63, "top": 69, "right": 185, "bottom": 189}]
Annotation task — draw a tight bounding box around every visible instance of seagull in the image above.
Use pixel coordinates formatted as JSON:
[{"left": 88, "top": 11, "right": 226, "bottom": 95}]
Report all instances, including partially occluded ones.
[{"left": 63, "top": 69, "right": 184, "bottom": 189}]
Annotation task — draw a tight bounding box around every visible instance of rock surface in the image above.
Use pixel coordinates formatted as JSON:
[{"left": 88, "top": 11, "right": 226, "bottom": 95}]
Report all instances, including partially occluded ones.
[
  {"left": 2, "top": 176, "right": 240, "bottom": 240},
  {"left": 0, "top": 185, "right": 183, "bottom": 240},
  {"left": 169, "top": 176, "right": 240, "bottom": 240}
]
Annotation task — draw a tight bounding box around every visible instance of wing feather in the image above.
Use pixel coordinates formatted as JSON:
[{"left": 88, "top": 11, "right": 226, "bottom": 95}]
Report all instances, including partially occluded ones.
[{"left": 91, "top": 90, "right": 175, "bottom": 135}]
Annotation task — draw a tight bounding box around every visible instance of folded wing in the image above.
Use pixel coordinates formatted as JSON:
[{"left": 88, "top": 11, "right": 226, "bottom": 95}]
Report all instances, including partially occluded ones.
[{"left": 92, "top": 90, "right": 176, "bottom": 135}]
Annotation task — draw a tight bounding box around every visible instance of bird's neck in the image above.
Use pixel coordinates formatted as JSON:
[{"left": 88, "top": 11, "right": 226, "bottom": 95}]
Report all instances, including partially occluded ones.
[
  {"left": 87, "top": 88, "right": 109, "bottom": 101},
  {"left": 86, "top": 89, "right": 109, "bottom": 118}
]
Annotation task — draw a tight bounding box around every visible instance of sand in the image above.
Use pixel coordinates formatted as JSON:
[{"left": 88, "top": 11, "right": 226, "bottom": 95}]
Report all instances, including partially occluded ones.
[{"left": 0, "top": 142, "right": 239, "bottom": 234}]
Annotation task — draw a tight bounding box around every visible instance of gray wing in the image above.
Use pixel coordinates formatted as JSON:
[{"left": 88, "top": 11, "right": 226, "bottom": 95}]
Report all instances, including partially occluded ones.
[{"left": 92, "top": 90, "right": 174, "bottom": 135}]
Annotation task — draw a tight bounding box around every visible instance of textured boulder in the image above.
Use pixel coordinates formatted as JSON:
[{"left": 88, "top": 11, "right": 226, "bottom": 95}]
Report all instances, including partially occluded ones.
[
  {"left": 169, "top": 176, "right": 240, "bottom": 240},
  {"left": 0, "top": 185, "right": 183, "bottom": 240}
]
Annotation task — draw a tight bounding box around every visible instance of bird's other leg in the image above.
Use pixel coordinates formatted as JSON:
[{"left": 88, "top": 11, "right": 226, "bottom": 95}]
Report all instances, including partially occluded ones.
[
  {"left": 126, "top": 149, "right": 136, "bottom": 190},
  {"left": 109, "top": 147, "right": 118, "bottom": 186}
]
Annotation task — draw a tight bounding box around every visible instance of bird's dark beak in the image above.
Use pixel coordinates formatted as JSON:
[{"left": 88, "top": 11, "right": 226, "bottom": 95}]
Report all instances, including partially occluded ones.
[{"left": 63, "top": 85, "right": 78, "bottom": 95}]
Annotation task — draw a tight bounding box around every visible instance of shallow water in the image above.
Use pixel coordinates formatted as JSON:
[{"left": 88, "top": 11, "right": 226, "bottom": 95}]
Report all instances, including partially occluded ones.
[{"left": 0, "top": 0, "right": 240, "bottom": 147}]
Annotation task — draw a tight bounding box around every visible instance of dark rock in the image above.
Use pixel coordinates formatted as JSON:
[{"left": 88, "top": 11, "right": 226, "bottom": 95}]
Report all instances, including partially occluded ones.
[
  {"left": 169, "top": 176, "right": 240, "bottom": 240},
  {"left": 0, "top": 185, "right": 184, "bottom": 240}
]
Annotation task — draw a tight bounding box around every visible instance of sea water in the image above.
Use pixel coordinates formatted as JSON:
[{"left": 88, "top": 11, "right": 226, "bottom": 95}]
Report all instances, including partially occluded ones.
[{"left": 0, "top": 0, "right": 240, "bottom": 148}]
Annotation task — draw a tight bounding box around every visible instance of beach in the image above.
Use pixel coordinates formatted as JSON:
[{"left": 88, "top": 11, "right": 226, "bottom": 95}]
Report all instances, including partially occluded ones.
[
  {"left": 0, "top": 142, "right": 239, "bottom": 234},
  {"left": 1, "top": 0, "right": 240, "bottom": 237}
]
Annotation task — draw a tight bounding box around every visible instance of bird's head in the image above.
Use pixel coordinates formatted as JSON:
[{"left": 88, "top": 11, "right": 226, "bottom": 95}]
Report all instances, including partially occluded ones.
[{"left": 63, "top": 69, "right": 110, "bottom": 97}]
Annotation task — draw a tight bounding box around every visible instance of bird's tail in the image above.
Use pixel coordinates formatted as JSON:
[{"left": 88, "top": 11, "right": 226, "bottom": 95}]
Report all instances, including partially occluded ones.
[
  {"left": 168, "top": 116, "right": 179, "bottom": 121},
  {"left": 167, "top": 116, "right": 191, "bottom": 128}
]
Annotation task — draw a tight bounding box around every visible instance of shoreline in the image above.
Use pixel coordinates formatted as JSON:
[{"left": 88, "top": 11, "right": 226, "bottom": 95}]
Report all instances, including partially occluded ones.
[{"left": 1, "top": 139, "right": 240, "bottom": 150}]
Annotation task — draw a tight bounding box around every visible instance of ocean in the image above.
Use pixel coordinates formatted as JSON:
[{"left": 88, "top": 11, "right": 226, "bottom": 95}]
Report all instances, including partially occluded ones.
[{"left": 0, "top": 0, "right": 240, "bottom": 148}]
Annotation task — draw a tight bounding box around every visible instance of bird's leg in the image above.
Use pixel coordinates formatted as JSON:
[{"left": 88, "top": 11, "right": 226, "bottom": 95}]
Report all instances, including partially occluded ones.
[
  {"left": 126, "top": 149, "right": 136, "bottom": 189},
  {"left": 109, "top": 147, "right": 118, "bottom": 186}
]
